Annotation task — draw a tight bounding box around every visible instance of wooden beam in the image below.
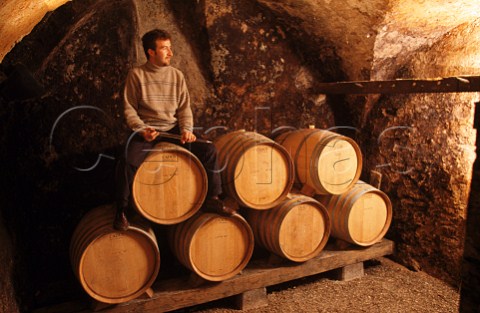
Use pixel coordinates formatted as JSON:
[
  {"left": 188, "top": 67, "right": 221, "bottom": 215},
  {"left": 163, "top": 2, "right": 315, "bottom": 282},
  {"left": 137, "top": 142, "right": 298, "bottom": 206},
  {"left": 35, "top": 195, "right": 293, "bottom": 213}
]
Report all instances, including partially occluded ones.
[
  {"left": 33, "top": 240, "right": 394, "bottom": 313},
  {"left": 89, "top": 240, "right": 393, "bottom": 313},
  {"left": 234, "top": 287, "right": 269, "bottom": 310},
  {"left": 316, "top": 76, "right": 480, "bottom": 94},
  {"left": 333, "top": 262, "right": 364, "bottom": 281}
]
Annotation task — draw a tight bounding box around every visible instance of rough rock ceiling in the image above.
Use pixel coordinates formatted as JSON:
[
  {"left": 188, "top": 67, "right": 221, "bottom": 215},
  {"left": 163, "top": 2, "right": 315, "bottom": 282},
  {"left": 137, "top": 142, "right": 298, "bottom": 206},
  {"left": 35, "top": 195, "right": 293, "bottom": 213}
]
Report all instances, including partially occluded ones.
[
  {"left": 0, "top": 0, "right": 70, "bottom": 61},
  {"left": 373, "top": 0, "right": 480, "bottom": 79},
  {"left": 0, "top": 0, "right": 479, "bottom": 76}
]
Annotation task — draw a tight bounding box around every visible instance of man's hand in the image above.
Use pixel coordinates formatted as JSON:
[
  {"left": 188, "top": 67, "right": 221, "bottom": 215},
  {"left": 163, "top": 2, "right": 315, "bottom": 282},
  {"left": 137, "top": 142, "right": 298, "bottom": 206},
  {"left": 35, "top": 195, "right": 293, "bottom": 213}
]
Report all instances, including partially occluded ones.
[
  {"left": 181, "top": 130, "right": 196, "bottom": 144},
  {"left": 142, "top": 127, "right": 159, "bottom": 142}
]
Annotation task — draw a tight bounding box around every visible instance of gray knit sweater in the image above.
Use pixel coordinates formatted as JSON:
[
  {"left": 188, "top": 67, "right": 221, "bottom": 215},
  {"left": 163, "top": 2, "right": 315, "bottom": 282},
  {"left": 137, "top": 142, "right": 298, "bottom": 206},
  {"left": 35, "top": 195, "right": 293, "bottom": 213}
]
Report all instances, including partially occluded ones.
[{"left": 123, "top": 61, "right": 193, "bottom": 134}]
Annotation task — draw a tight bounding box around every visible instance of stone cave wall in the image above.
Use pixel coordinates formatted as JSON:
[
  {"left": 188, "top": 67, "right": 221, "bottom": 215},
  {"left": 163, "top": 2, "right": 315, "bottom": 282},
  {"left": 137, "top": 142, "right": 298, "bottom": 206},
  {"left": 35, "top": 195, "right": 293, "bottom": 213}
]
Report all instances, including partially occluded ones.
[
  {"left": 0, "top": 0, "right": 342, "bottom": 310},
  {"left": 0, "top": 213, "right": 18, "bottom": 313},
  {"left": 359, "top": 19, "right": 479, "bottom": 286},
  {"left": 0, "top": 0, "right": 138, "bottom": 309},
  {"left": 460, "top": 100, "right": 480, "bottom": 313},
  {"left": 200, "top": 0, "right": 340, "bottom": 133}
]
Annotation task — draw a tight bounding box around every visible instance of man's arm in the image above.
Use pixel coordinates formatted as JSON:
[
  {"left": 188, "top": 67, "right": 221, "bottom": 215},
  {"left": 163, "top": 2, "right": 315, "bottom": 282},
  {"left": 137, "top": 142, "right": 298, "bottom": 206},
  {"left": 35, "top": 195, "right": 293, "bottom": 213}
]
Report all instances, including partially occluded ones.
[
  {"left": 124, "top": 69, "right": 148, "bottom": 132},
  {"left": 176, "top": 73, "right": 194, "bottom": 137}
]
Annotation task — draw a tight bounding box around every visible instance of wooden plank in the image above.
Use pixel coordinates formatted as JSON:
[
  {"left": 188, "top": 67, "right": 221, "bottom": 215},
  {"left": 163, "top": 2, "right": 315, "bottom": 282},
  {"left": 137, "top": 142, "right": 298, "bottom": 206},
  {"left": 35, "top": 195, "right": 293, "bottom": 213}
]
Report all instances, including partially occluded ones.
[
  {"left": 316, "top": 76, "right": 480, "bottom": 94},
  {"left": 76, "top": 239, "right": 394, "bottom": 313},
  {"left": 34, "top": 240, "right": 394, "bottom": 313},
  {"left": 90, "top": 300, "right": 112, "bottom": 312}
]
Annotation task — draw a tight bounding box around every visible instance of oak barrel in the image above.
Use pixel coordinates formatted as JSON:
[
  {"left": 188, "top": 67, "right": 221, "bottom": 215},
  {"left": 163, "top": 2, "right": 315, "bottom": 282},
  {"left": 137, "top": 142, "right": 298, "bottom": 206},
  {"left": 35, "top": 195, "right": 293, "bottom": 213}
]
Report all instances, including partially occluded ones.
[
  {"left": 275, "top": 128, "right": 362, "bottom": 195},
  {"left": 214, "top": 130, "right": 294, "bottom": 210},
  {"left": 70, "top": 204, "right": 160, "bottom": 304},
  {"left": 316, "top": 181, "right": 392, "bottom": 246},
  {"left": 133, "top": 142, "right": 208, "bottom": 224},
  {"left": 168, "top": 212, "right": 254, "bottom": 281},
  {"left": 247, "top": 193, "right": 330, "bottom": 262}
]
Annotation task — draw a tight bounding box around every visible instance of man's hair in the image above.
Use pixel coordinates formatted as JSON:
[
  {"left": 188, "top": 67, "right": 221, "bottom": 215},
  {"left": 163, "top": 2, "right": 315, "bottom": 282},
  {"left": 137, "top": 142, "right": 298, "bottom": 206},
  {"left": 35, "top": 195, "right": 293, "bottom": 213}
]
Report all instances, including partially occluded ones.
[{"left": 141, "top": 29, "right": 172, "bottom": 59}]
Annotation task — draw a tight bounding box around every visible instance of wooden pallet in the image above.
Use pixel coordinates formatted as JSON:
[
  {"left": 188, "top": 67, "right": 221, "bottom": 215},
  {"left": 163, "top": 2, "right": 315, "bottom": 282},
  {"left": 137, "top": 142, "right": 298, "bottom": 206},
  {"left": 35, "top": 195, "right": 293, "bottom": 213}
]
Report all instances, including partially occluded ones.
[{"left": 34, "top": 239, "right": 394, "bottom": 313}]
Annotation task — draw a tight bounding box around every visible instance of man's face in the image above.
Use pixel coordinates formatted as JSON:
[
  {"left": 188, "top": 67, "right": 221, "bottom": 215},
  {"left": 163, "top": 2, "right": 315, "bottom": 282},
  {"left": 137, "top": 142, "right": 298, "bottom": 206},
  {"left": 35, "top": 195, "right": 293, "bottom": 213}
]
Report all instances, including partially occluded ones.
[{"left": 148, "top": 39, "right": 173, "bottom": 66}]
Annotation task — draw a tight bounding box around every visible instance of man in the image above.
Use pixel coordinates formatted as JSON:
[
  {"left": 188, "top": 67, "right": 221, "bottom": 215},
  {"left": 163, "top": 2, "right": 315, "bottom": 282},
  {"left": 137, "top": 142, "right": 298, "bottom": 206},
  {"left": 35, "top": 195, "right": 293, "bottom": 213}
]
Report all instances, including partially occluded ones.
[{"left": 114, "top": 29, "right": 233, "bottom": 231}]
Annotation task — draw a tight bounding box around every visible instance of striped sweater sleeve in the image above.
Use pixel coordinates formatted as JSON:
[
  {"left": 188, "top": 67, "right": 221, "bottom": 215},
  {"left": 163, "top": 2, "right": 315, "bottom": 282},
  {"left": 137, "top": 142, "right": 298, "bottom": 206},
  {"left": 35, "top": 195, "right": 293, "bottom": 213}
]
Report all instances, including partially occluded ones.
[
  {"left": 176, "top": 74, "right": 193, "bottom": 133},
  {"left": 123, "top": 69, "right": 147, "bottom": 132}
]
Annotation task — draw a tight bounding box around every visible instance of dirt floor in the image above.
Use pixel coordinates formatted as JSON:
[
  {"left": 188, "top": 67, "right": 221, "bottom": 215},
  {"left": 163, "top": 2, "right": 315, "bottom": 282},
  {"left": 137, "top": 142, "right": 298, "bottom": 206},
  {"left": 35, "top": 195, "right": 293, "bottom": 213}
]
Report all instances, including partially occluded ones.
[{"left": 173, "top": 257, "right": 460, "bottom": 313}]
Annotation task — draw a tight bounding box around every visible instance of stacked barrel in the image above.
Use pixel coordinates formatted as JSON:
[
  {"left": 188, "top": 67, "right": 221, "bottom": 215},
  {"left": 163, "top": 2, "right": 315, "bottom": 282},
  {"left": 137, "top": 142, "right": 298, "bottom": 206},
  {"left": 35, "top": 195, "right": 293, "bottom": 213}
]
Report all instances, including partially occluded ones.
[
  {"left": 214, "top": 130, "right": 331, "bottom": 263},
  {"left": 131, "top": 140, "right": 255, "bottom": 282},
  {"left": 70, "top": 205, "right": 160, "bottom": 304},
  {"left": 274, "top": 128, "right": 392, "bottom": 247},
  {"left": 70, "top": 139, "right": 256, "bottom": 304},
  {"left": 132, "top": 142, "right": 208, "bottom": 225},
  {"left": 69, "top": 127, "right": 392, "bottom": 305}
]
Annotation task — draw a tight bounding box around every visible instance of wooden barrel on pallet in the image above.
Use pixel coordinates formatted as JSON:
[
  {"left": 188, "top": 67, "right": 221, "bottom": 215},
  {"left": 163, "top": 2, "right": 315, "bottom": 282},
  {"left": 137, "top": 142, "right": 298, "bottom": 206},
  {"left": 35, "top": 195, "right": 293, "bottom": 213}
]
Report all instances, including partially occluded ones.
[
  {"left": 316, "top": 181, "right": 392, "bottom": 246},
  {"left": 70, "top": 204, "right": 160, "bottom": 304},
  {"left": 214, "top": 130, "right": 294, "bottom": 210},
  {"left": 168, "top": 212, "right": 254, "bottom": 281},
  {"left": 247, "top": 193, "right": 330, "bottom": 262},
  {"left": 133, "top": 142, "right": 208, "bottom": 224},
  {"left": 275, "top": 128, "right": 362, "bottom": 195}
]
